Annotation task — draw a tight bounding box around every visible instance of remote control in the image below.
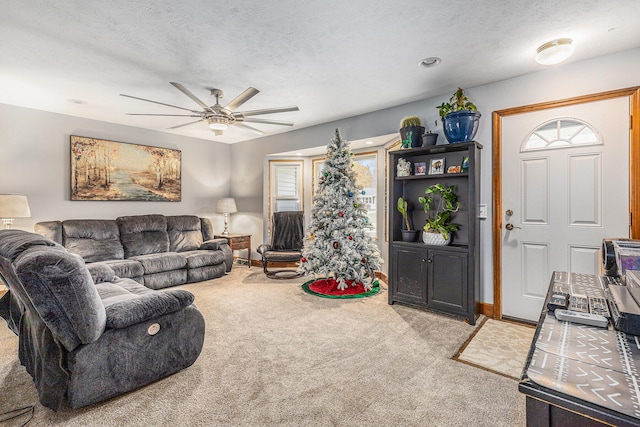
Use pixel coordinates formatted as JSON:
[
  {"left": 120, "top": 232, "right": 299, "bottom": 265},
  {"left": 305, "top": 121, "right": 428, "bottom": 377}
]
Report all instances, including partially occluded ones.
[
  {"left": 569, "top": 294, "right": 589, "bottom": 313},
  {"left": 588, "top": 296, "right": 611, "bottom": 318},
  {"left": 555, "top": 309, "right": 609, "bottom": 328}
]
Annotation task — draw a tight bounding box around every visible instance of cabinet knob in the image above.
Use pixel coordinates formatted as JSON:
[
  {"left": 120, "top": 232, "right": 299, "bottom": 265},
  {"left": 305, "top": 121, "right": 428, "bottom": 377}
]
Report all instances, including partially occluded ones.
[
  {"left": 428, "top": 258, "right": 433, "bottom": 263},
  {"left": 421, "top": 258, "right": 426, "bottom": 262}
]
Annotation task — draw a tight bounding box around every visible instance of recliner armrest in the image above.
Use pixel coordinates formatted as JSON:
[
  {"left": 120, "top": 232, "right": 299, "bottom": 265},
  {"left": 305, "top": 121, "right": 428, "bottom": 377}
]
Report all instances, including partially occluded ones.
[
  {"left": 104, "top": 289, "right": 195, "bottom": 329},
  {"left": 256, "top": 244, "right": 272, "bottom": 255},
  {"left": 199, "top": 238, "right": 229, "bottom": 251}
]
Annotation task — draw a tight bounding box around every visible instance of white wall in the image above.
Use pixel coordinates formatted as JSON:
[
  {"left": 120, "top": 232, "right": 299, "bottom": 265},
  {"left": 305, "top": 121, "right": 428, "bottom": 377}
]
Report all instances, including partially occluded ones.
[
  {"left": 232, "top": 47, "right": 640, "bottom": 304},
  {"left": 0, "top": 104, "right": 233, "bottom": 231}
]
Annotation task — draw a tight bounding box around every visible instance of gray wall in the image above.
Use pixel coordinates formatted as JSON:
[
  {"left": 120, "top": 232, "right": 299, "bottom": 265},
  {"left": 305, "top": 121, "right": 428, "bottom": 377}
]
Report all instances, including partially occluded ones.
[
  {"left": 0, "top": 104, "right": 232, "bottom": 231},
  {"left": 232, "top": 47, "right": 640, "bottom": 304}
]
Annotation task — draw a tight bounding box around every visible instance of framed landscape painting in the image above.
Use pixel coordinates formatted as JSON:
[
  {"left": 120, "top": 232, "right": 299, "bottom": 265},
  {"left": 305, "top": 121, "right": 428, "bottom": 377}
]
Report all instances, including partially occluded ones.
[{"left": 71, "top": 136, "right": 181, "bottom": 201}]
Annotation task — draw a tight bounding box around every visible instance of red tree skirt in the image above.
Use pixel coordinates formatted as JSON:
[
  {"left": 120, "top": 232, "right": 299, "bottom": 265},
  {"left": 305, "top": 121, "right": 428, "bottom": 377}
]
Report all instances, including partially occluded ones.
[{"left": 309, "top": 278, "right": 368, "bottom": 296}]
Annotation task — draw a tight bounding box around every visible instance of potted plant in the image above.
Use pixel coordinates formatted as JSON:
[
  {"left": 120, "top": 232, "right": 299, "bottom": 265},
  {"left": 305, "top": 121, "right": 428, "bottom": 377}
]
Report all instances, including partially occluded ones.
[
  {"left": 418, "top": 183, "right": 460, "bottom": 245},
  {"left": 397, "top": 197, "right": 418, "bottom": 242},
  {"left": 422, "top": 130, "right": 438, "bottom": 146},
  {"left": 399, "top": 116, "right": 425, "bottom": 149},
  {"left": 436, "top": 87, "right": 481, "bottom": 143}
]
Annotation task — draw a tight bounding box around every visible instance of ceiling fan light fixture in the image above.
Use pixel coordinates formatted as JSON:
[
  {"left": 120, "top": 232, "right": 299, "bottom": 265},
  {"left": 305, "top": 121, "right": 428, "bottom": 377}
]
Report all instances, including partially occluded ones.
[
  {"left": 535, "top": 38, "right": 574, "bottom": 65},
  {"left": 208, "top": 117, "right": 229, "bottom": 130}
]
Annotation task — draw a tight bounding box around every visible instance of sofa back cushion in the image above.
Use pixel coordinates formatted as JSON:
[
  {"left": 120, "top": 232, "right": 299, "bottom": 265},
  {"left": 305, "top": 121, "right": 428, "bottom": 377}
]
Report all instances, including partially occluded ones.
[
  {"left": 34, "top": 221, "right": 63, "bottom": 245},
  {"left": 117, "top": 214, "right": 169, "bottom": 258},
  {"left": 167, "top": 215, "right": 203, "bottom": 252},
  {"left": 3, "top": 230, "right": 106, "bottom": 351},
  {"left": 62, "top": 220, "right": 124, "bottom": 263}
]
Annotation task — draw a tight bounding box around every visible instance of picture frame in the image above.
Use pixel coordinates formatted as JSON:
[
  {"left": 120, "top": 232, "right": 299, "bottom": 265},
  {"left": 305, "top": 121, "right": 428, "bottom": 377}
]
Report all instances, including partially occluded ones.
[
  {"left": 414, "top": 161, "right": 427, "bottom": 176},
  {"left": 447, "top": 165, "right": 461, "bottom": 174},
  {"left": 71, "top": 135, "right": 181, "bottom": 201},
  {"left": 429, "top": 158, "right": 445, "bottom": 175},
  {"left": 461, "top": 156, "right": 469, "bottom": 172}
]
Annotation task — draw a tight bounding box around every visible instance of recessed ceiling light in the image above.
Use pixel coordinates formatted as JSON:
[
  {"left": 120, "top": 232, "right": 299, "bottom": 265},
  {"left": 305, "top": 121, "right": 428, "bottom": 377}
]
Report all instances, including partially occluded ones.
[
  {"left": 535, "top": 38, "right": 574, "bottom": 65},
  {"left": 419, "top": 57, "right": 441, "bottom": 68}
]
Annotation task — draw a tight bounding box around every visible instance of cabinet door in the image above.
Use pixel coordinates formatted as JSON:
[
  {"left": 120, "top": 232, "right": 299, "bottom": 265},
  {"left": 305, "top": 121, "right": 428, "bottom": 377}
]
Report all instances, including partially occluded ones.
[
  {"left": 391, "top": 246, "right": 428, "bottom": 305},
  {"left": 427, "top": 250, "right": 467, "bottom": 316}
]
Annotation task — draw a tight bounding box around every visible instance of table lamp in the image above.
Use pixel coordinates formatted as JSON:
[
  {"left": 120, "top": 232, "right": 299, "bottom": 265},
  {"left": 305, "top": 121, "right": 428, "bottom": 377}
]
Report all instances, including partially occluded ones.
[
  {"left": 216, "top": 197, "right": 237, "bottom": 235},
  {"left": 0, "top": 194, "right": 32, "bottom": 229}
]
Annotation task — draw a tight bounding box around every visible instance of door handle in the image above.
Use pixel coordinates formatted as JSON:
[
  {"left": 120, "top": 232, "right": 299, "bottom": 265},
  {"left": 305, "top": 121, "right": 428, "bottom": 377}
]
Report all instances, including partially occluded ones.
[{"left": 505, "top": 223, "right": 521, "bottom": 231}]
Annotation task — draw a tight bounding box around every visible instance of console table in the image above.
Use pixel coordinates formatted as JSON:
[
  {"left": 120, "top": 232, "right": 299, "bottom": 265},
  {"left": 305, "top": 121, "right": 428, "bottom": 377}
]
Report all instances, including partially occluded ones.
[
  {"left": 520, "top": 272, "right": 640, "bottom": 426},
  {"left": 215, "top": 234, "right": 251, "bottom": 268}
]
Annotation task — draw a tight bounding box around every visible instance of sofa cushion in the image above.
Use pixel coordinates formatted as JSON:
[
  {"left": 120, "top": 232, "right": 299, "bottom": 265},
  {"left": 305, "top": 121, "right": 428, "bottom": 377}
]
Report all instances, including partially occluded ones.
[
  {"left": 181, "top": 250, "right": 227, "bottom": 269},
  {"left": 101, "top": 259, "right": 144, "bottom": 279},
  {"left": 167, "top": 215, "right": 203, "bottom": 252},
  {"left": 62, "top": 220, "right": 124, "bottom": 262},
  {"left": 14, "top": 245, "right": 106, "bottom": 351},
  {"left": 117, "top": 214, "right": 169, "bottom": 257},
  {"left": 130, "top": 252, "right": 187, "bottom": 274},
  {"left": 34, "top": 221, "right": 63, "bottom": 245},
  {"left": 94, "top": 278, "right": 194, "bottom": 329},
  {"left": 143, "top": 270, "right": 187, "bottom": 290},
  {"left": 86, "top": 262, "right": 116, "bottom": 284}
]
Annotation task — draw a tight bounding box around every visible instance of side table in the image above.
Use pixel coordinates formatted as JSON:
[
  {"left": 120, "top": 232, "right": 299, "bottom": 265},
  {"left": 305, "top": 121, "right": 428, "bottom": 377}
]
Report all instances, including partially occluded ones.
[{"left": 215, "top": 234, "right": 251, "bottom": 268}]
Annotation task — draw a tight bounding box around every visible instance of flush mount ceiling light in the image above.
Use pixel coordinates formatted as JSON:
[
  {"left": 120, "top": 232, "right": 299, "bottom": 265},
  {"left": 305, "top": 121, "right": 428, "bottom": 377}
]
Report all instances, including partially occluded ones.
[
  {"left": 535, "top": 38, "right": 574, "bottom": 65},
  {"left": 419, "top": 57, "right": 441, "bottom": 68}
]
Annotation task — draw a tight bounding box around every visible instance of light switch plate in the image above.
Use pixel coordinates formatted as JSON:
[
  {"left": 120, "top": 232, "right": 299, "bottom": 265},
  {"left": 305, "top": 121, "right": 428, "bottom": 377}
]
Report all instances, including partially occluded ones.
[{"left": 478, "top": 204, "right": 487, "bottom": 219}]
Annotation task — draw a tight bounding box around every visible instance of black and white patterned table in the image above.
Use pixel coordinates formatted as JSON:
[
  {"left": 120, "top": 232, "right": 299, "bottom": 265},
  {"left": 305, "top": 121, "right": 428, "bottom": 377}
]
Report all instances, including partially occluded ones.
[{"left": 520, "top": 272, "right": 640, "bottom": 427}]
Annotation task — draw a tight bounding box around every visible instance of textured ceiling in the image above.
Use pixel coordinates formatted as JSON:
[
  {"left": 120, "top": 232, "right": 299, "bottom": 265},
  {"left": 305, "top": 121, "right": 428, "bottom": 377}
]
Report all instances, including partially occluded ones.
[{"left": 1, "top": 1, "right": 639, "bottom": 144}]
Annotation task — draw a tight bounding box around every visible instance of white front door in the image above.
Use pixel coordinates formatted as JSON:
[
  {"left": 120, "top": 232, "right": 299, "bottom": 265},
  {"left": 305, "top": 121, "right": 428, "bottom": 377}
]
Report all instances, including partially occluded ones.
[{"left": 501, "top": 97, "right": 630, "bottom": 321}]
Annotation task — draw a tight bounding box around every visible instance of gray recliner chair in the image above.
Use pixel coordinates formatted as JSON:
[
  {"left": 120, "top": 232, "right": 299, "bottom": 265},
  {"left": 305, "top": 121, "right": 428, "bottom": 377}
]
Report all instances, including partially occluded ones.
[
  {"left": 0, "top": 229, "right": 205, "bottom": 410},
  {"left": 257, "top": 211, "right": 304, "bottom": 279}
]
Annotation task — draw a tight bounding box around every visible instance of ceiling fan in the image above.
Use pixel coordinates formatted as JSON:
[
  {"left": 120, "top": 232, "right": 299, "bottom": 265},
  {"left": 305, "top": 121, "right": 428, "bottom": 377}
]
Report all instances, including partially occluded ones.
[{"left": 120, "top": 82, "right": 299, "bottom": 136}]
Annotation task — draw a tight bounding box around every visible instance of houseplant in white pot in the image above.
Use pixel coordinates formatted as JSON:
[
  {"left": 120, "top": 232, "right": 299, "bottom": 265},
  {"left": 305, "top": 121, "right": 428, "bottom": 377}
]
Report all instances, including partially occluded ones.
[
  {"left": 418, "top": 183, "right": 460, "bottom": 245},
  {"left": 436, "top": 87, "right": 481, "bottom": 143}
]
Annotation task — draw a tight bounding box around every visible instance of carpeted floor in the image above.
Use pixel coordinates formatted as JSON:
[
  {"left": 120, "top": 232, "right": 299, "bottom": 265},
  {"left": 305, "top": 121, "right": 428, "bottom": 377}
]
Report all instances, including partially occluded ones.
[
  {"left": 454, "top": 318, "right": 536, "bottom": 380},
  {"left": 0, "top": 267, "right": 526, "bottom": 426}
]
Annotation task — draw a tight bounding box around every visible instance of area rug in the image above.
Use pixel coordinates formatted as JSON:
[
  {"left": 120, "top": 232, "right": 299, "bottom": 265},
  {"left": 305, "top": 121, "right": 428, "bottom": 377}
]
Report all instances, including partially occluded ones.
[
  {"left": 453, "top": 317, "right": 536, "bottom": 380},
  {"left": 301, "top": 278, "right": 380, "bottom": 298}
]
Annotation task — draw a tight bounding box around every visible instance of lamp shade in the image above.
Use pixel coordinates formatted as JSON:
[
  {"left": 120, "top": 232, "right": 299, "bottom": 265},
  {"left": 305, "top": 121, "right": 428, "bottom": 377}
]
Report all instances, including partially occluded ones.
[
  {"left": 216, "top": 198, "right": 238, "bottom": 214},
  {"left": 0, "top": 194, "right": 31, "bottom": 218}
]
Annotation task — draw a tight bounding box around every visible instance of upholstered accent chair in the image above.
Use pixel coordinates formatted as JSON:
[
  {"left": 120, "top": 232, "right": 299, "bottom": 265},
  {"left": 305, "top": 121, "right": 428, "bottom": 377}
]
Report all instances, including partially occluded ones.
[{"left": 257, "top": 211, "right": 304, "bottom": 279}]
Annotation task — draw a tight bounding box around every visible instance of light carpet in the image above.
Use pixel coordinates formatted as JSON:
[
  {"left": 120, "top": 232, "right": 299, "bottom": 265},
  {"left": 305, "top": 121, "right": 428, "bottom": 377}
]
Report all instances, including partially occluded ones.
[
  {"left": 454, "top": 318, "right": 536, "bottom": 380},
  {"left": 0, "top": 267, "right": 526, "bottom": 426}
]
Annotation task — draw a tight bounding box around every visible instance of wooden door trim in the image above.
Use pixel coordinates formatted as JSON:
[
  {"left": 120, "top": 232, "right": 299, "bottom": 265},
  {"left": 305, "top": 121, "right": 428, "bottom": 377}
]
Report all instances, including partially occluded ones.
[{"left": 492, "top": 86, "right": 640, "bottom": 320}]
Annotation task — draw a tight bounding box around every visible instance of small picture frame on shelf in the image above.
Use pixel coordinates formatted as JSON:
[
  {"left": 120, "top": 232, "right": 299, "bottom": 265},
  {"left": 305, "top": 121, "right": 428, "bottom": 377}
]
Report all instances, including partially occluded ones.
[
  {"left": 461, "top": 156, "right": 469, "bottom": 172},
  {"left": 414, "top": 161, "right": 427, "bottom": 176},
  {"left": 447, "top": 165, "right": 461, "bottom": 174},
  {"left": 429, "top": 158, "right": 445, "bottom": 175}
]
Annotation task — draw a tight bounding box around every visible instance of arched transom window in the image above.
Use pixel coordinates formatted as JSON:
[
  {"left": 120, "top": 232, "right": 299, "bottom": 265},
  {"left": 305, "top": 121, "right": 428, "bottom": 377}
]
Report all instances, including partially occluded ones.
[{"left": 521, "top": 118, "right": 602, "bottom": 152}]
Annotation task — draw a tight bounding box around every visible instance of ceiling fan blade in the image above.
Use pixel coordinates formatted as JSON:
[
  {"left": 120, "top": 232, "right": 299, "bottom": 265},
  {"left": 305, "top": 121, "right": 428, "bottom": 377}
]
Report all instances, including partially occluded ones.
[
  {"left": 233, "top": 105, "right": 299, "bottom": 117},
  {"left": 126, "top": 113, "right": 202, "bottom": 117},
  {"left": 225, "top": 87, "right": 259, "bottom": 111},
  {"left": 241, "top": 117, "right": 295, "bottom": 126},
  {"left": 234, "top": 122, "right": 265, "bottom": 135},
  {"left": 120, "top": 93, "right": 200, "bottom": 113},
  {"left": 167, "top": 119, "right": 204, "bottom": 130},
  {"left": 170, "top": 82, "right": 213, "bottom": 112}
]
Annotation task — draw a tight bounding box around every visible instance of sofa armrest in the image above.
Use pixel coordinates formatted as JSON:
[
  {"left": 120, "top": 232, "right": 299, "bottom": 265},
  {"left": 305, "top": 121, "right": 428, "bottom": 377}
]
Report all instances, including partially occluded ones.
[
  {"left": 199, "top": 238, "right": 228, "bottom": 251},
  {"left": 104, "top": 289, "right": 195, "bottom": 329}
]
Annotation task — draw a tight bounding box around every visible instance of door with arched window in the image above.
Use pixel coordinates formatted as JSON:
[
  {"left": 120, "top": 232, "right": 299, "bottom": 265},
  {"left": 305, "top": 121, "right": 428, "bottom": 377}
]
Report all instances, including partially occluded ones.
[{"left": 501, "top": 97, "right": 630, "bottom": 321}]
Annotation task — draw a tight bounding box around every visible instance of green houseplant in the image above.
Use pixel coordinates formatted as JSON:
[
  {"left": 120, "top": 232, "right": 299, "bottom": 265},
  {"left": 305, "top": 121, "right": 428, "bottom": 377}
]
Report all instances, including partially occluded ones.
[
  {"left": 397, "top": 197, "right": 418, "bottom": 241},
  {"left": 418, "top": 183, "right": 460, "bottom": 245},
  {"left": 436, "top": 87, "right": 481, "bottom": 144},
  {"left": 399, "top": 115, "right": 425, "bottom": 149}
]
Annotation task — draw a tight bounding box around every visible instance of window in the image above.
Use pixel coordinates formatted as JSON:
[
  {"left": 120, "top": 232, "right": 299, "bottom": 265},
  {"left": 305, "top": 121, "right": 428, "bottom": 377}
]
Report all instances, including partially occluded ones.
[
  {"left": 522, "top": 118, "right": 602, "bottom": 152},
  {"left": 268, "top": 160, "right": 303, "bottom": 222}
]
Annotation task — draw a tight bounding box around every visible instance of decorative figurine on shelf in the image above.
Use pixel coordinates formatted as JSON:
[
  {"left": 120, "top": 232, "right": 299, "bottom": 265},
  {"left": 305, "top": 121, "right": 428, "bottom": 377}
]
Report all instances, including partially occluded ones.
[{"left": 397, "top": 158, "right": 411, "bottom": 177}]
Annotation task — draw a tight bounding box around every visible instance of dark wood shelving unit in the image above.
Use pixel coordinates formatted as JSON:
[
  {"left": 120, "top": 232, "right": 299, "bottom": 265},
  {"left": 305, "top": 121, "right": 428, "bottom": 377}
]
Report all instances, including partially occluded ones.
[{"left": 388, "top": 141, "right": 482, "bottom": 324}]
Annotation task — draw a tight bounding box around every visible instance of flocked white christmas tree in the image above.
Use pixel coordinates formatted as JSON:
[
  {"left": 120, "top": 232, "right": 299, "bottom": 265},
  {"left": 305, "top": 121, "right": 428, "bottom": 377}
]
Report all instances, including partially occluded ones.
[{"left": 298, "top": 128, "right": 382, "bottom": 290}]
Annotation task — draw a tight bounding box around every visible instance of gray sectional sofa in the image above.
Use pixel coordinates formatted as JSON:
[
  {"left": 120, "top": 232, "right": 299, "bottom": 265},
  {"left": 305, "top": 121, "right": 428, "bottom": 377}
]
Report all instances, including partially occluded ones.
[
  {"left": 0, "top": 229, "right": 206, "bottom": 410},
  {"left": 35, "top": 214, "right": 233, "bottom": 289}
]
